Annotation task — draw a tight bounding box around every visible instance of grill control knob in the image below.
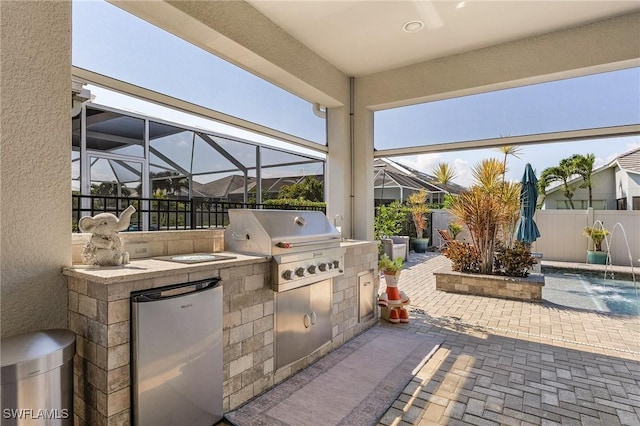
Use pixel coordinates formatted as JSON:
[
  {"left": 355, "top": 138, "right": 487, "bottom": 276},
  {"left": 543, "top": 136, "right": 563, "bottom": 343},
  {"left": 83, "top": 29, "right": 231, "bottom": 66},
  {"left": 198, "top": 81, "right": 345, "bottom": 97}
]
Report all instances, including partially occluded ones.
[
  {"left": 282, "top": 270, "right": 293, "bottom": 280},
  {"left": 295, "top": 267, "right": 305, "bottom": 277},
  {"left": 318, "top": 263, "right": 327, "bottom": 272},
  {"left": 333, "top": 260, "right": 340, "bottom": 269},
  {"left": 307, "top": 265, "right": 317, "bottom": 274}
]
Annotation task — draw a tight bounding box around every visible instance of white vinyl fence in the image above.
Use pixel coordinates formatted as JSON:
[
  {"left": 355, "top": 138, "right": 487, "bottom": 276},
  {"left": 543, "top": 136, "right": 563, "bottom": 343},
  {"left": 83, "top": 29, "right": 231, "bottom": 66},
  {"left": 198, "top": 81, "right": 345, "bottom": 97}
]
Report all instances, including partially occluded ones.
[{"left": 430, "top": 209, "right": 640, "bottom": 267}]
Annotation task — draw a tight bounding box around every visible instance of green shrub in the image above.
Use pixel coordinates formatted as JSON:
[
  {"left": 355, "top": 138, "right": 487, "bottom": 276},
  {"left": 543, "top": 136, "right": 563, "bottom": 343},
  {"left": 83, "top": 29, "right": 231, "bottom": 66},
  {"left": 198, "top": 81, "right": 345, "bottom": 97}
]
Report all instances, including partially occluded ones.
[
  {"left": 443, "top": 240, "right": 480, "bottom": 274},
  {"left": 378, "top": 254, "right": 404, "bottom": 275},
  {"left": 374, "top": 201, "right": 409, "bottom": 240},
  {"left": 493, "top": 241, "right": 536, "bottom": 277},
  {"left": 263, "top": 198, "right": 326, "bottom": 208}
]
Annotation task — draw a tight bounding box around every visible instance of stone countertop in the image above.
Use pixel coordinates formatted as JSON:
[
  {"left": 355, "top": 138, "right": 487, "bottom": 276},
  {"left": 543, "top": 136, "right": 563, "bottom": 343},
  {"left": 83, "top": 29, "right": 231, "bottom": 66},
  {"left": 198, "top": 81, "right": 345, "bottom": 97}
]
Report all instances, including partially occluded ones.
[
  {"left": 62, "top": 251, "right": 269, "bottom": 284},
  {"left": 340, "top": 239, "right": 377, "bottom": 248},
  {"left": 63, "top": 240, "right": 376, "bottom": 284}
]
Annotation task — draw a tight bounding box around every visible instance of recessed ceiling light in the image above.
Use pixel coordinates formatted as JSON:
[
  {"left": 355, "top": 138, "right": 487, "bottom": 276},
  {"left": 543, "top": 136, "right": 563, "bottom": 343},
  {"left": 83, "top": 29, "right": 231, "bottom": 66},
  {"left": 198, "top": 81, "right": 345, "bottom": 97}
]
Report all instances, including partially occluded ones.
[
  {"left": 456, "top": 1, "right": 466, "bottom": 9},
  {"left": 403, "top": 20, "right": 424, "bottom": 33}
]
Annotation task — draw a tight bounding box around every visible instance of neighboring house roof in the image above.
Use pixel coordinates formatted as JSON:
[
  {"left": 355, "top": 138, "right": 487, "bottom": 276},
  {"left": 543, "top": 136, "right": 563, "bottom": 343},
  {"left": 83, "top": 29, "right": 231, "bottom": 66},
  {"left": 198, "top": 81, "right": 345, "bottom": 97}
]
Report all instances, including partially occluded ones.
[
  {"left": 194, "top": 175, "right": 251, "bottom": 198},
  {"left": 375, "top": 168, "right": 436, "bottom": 191},
  {"left": 374, "top": 158, "right": 467, "bottom": 195},
  {"left": 615, "top": 146, "right": 640, "bottom": 174}
]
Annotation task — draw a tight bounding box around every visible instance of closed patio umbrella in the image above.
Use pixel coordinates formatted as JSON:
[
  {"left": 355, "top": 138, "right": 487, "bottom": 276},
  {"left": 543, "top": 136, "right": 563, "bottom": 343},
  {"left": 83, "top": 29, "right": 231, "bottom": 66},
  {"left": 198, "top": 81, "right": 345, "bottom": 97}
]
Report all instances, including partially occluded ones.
[{"left": 515, "top": 163, "right": 541, "bottom": 243}]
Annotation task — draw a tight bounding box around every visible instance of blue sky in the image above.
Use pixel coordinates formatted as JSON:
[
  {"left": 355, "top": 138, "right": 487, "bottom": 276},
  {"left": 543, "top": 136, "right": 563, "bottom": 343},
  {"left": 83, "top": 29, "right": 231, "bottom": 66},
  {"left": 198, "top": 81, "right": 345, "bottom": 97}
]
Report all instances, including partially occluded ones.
[
  {"left": 393, "top": 135, "right": 640, "bottom": 188},
  {"left": 73, "top": 1, "right": 640, "bottom": 188},
  {"left": 72, "top": 1, "right": 326, "bottom": 144}
]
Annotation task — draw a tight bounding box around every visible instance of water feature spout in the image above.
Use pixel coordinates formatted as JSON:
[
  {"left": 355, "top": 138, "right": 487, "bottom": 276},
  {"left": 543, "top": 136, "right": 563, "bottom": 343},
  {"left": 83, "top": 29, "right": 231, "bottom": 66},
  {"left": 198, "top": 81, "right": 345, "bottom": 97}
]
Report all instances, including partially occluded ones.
[{"left": 599, "top": 221, "right": 638, "bottom": 315}]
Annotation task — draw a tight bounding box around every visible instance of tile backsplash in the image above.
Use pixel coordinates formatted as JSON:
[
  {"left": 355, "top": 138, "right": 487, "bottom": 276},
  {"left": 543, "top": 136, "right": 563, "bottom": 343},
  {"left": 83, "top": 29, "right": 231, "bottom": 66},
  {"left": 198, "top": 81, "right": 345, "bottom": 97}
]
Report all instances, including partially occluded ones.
[{"left": 71, "top": 229, "right": 225, "bottom": 264}]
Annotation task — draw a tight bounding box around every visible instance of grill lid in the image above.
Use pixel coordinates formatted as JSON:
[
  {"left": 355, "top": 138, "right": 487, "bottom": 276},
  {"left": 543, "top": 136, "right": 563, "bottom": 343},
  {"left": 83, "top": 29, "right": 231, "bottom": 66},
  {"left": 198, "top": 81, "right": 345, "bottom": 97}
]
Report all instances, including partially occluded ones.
[{"left": 224, "top": 209, "right": 341, "bottom": 256}]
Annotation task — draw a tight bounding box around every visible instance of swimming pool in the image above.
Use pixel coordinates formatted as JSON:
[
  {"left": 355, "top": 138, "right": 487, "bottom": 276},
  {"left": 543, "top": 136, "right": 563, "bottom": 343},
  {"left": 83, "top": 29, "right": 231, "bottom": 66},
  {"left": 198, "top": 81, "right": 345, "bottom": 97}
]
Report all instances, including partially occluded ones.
[{"left": 542, "top": 267, "right": 639, "bottom": 316}]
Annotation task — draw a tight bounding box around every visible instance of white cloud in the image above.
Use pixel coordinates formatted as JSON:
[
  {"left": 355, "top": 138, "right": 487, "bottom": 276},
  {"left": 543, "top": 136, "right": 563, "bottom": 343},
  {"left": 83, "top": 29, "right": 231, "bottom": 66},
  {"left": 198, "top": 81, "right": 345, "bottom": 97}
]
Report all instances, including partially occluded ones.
[{"left": 394, "top": 153, "right": 442, "bottom": 174}]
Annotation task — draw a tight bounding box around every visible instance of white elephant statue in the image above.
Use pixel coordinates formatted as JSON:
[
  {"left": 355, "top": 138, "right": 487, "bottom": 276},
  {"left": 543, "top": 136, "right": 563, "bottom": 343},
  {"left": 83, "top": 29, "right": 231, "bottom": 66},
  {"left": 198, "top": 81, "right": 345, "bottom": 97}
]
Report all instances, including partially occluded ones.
[{"left": 78, "top": 205, "right": 136, "bottom": 266}]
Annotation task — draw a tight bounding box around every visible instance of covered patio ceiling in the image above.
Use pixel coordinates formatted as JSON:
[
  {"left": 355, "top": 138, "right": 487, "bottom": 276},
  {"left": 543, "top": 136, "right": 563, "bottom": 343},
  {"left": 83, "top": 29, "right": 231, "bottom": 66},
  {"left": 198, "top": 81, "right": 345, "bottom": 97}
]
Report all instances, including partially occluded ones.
[
  {"left": 105, "top": 1, "right": 640, "bottom": 155},
  {"left": 246, "top": 0, "right": 639, "bottom": 77}
]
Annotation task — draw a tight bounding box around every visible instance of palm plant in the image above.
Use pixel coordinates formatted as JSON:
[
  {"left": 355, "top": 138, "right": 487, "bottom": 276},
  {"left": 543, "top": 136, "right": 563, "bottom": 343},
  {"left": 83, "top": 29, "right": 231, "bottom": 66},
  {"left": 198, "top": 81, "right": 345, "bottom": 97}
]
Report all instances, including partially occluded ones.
[
  {"left": 539, "top": 158, "right": 576, "bottom": 209},
  {"left": 407, "top": 189, "right": 430, "bottom": 239},
  {"left": 447, "top": 221, "right": 463, "bottom": 239},
  {"left": 449, "top": 159, "right": 520, "bottom": 274},
  {"left": 583, "top": 226, "right": 609, "bottom": 252},
  {"left": 497, "top": 145, "right": 523, "bottom": 185},
  {"left": 500, "top": 180, "right": 522, "bottom": 247},
  {"left": 432, "top": 162, "right": 458, "bottom": 186},
  {"left": 570, "top": 153, "right": 596, "bottom": 208}
]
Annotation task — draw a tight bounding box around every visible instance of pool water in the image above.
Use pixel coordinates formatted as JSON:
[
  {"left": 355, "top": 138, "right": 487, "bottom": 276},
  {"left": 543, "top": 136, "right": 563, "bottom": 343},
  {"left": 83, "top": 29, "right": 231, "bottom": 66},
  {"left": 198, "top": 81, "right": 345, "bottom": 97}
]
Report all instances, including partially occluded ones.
[{"left": 542, "top": 267, "right": 639, "bottom": 316}]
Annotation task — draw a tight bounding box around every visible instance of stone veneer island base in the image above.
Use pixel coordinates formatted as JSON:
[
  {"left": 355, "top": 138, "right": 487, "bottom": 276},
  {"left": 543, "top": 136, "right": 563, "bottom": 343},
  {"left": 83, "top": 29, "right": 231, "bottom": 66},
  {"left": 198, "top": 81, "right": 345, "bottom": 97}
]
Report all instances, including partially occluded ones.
[
  {"left": 434, "top": 266, "right": 544, "bottom": 302},
  {"left": 63, "top": 236, "right": 378, "bottom": 426}
]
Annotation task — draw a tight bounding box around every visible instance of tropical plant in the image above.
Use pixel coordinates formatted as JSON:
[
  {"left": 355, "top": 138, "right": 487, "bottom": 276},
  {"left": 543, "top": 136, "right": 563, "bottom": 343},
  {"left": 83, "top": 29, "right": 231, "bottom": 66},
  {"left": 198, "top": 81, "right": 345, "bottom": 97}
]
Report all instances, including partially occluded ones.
[
  {"left": 500, "top": 179, "right": 523, "bottom": 248},
  {"left": 570, "top": 153, "right": 596, "bottom": 208},
  {"left": 539, "top": 158, "right": 577, "bottom": 209},
  {"left": 407, "top": 189, "right": 430, "bottom": 239},
  {"left": 378, "top": 254, "right": 404, "bottom": 276},
  {"left": 150, "top": 171, "right": 189, "bottom": 196},
  {"left": 91, "top": 181, "right": 131, "bottom": 197},
  {"left": 432, "top": 162, "right": 458, "bottom": 186},
  {"left": 448, "top": 158, "right": 521, "bottom": 274},
  {"left": 263, "top": 198, "right": 326, "bottom": 208},
  {"left": 497, "top": 145, "right": 522, "bottom": 185},
  {"left": 583, "top": 226, "right": 609, "bottom": 252},
  {"left": 493, "top": 241, "right": 536, "bottom": 277},
  {"left": 374, "top": 201, "right": 409, "bottom": 241},
  {"left": 442, "top": 193, "right": 456, "bottom": 209},
  {"left": 447, "top": 222, "right": 463, "bottom": 240},
  {"left": 278, "top": 176, "right": 324, "bottom": 202},
  {"left": 443, "top": 240, "right": 480, "bottom": 274}
]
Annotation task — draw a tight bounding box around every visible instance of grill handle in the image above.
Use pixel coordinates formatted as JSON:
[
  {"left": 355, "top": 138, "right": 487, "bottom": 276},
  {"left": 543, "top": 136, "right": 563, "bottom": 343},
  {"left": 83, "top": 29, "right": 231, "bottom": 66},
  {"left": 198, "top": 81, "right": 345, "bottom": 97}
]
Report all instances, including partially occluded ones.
[
  {"left": 276, "top": 239, "right": 339, "bottom": 249},
  {"left": 303, "top": 314, "right": 311, "bottom": 328}
]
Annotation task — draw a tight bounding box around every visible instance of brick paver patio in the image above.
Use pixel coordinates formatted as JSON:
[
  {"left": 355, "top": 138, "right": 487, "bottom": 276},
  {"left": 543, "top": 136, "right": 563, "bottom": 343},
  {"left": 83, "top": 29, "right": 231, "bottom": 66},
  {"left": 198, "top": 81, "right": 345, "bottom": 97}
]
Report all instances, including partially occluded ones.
[{"left": 377, "top": 253, "right": 640, "bottom": 426}]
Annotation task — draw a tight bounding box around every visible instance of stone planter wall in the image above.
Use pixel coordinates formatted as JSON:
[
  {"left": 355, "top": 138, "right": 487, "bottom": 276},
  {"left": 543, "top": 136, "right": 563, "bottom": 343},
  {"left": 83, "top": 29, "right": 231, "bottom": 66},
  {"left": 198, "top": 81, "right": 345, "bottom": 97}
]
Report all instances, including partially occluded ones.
[{"left": 434, "top": 266, "right": 544, "bottom": 302}]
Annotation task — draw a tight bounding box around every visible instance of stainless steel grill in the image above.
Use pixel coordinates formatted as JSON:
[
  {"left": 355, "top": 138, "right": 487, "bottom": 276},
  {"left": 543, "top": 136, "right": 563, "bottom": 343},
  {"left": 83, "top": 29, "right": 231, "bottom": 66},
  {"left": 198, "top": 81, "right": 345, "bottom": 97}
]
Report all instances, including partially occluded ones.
[
  {"left": 224, "top": 209, "right": 345, "bottom": 292},
  {"left": 225, "top": 209, "right": 345, "bottom": 369}
]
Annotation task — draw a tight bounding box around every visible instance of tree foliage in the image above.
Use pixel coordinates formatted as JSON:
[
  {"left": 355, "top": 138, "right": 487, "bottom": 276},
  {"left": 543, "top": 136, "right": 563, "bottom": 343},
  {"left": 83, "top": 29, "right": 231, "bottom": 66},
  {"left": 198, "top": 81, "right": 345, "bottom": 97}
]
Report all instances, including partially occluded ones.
[
  {"left": 150, "top": 171, "right": 189, "bottom": 196},
  {"left": 407, "top": 189, "right": 430, "bottom": 238},
  {"left": 432, "top": 162, "right": 457, "bottom": 186},
  {"left": 539, "top": 153, "right": 596, "bottom": 209},
  {"left": 374, "top": 201, "right": 409, "bottom": 241},
  {"left": 449, "top": 159, "right": 521, "bottom": 274},
  {"left": 278, "top": 176, "right": 324, "bottom": 202},
  {"left": 570, "top": 153, "right": 596, "bottom": 208}
]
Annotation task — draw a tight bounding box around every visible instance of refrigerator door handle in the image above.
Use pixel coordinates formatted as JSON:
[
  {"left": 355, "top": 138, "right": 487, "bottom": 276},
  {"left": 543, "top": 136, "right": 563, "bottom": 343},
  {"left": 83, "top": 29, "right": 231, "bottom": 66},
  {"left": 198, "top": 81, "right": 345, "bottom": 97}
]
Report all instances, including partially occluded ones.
[{"left": 132, "top": 279, "right": 219, "bottom": 302}]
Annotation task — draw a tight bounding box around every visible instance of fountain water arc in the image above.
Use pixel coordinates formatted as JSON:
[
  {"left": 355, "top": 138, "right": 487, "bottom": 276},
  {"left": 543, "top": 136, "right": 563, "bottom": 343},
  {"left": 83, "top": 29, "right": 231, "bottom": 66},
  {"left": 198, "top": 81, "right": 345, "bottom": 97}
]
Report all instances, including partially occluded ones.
[{"left": 589, "top": 221, "right": 638, "bottom": 315}]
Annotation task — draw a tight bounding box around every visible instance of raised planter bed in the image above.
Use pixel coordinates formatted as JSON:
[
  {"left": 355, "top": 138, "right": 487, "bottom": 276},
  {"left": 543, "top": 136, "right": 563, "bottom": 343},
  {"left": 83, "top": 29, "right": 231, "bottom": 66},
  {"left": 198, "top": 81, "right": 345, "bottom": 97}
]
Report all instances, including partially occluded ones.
[{"left": 434, "top": 265, "right": 545, "bottom": 302}]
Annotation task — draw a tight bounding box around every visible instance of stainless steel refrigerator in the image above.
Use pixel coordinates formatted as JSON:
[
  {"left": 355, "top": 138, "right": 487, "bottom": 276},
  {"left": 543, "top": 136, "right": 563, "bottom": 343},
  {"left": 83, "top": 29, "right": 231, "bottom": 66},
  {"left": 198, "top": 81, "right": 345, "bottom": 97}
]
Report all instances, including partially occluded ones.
[{"left": 131, "top": 279, "right": 223, "bottom": 426}]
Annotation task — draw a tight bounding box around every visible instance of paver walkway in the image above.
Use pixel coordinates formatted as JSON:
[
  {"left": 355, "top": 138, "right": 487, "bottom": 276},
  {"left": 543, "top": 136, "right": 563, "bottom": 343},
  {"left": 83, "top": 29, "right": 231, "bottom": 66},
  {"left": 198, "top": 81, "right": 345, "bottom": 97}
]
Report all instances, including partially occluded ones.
[{"left": 377, "top": 253, "right": 640, "bottom": 426}]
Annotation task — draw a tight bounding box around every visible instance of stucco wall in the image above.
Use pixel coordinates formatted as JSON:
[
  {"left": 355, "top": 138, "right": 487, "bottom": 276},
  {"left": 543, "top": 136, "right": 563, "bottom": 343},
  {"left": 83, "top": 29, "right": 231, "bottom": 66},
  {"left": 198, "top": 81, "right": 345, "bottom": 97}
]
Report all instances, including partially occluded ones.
[
  {"left": 1, "top": 2, "right": 71, "bottom": 336},
  {"left": 628, "top": 173, "right": 640, "bottom": 208},
  {"left": 544, "top": 168, "right": 616, "bottom": 210}
]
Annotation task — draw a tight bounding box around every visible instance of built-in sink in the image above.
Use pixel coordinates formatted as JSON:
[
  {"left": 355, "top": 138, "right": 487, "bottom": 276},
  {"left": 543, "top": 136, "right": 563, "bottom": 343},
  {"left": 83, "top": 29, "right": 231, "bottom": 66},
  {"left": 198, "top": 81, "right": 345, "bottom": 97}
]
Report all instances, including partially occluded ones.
[{"left": 155, "top": 253, "right": 236, "bottom": 264}]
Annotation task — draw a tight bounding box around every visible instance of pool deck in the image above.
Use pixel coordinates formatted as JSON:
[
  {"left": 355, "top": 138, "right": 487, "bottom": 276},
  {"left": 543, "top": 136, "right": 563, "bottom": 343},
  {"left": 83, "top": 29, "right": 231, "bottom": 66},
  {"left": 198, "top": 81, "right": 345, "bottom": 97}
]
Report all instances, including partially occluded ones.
[
  {"left": 376, "top": 253, "right": 640, "bottom": 426},
  {"left": 220, "top": 254, "right": 639, "bottom": 425},
  {"left": 542, "top": 259, "right": 639, "bottom": 277}
]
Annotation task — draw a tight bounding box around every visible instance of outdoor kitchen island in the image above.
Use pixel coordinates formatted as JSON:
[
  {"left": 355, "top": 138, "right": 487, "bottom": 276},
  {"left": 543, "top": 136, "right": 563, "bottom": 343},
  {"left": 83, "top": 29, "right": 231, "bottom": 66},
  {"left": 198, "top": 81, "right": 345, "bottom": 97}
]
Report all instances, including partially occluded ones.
[{"left": 63, "top": 238, "right": 378, "bottom": 426}]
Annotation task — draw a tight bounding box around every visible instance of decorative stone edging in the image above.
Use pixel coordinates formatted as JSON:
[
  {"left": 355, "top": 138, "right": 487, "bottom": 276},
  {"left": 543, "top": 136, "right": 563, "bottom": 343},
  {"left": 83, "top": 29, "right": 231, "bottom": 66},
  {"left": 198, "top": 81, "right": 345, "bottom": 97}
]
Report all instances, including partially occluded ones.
[{"left": 433, "top": 266, "right": 544, "bottom": 302}]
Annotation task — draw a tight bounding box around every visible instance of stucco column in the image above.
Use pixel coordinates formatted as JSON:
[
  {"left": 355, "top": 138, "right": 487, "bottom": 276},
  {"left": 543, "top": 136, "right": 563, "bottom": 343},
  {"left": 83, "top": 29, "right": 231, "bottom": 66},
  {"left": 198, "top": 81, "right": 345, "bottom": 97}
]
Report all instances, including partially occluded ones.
[
  {"left": 325, "top": 106, "right": 352, "bottom": 238},
  {"left": 352, "top": 81, "right": 375, "bottom": 241},
  {"left": 0, "top": 2, "right": 72, "bottom": 336}
]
